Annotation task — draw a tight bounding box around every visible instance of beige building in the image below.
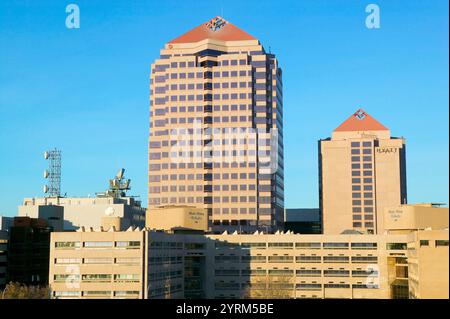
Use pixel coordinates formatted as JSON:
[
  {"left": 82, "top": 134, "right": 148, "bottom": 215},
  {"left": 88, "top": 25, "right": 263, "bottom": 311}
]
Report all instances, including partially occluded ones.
[
  {"left": 383, "top": 203, "right": 449, "bottom": 299},
  {"left": 384, "top": 203, "right": 449, "bottom": 233},
  {"left": 407, "top": 229, "right": 449, "bottom": 299},
  {"left": 146, "top": 205, "right": 208, "bottom": 232},
  {"left": 49, "top": 228, "right": 147, "bottom": 299},
  {"left": 19, "top": 196, "right": 145, "bottom": 231},
  {"left": 148, "top": 16, "right": 284, "bottom": 233},
  {"left": 319, "top": 109, "right": 407, "bottom": 235},
  {"left": 48, "top": 204, "right": 449, "bottom": 299}
]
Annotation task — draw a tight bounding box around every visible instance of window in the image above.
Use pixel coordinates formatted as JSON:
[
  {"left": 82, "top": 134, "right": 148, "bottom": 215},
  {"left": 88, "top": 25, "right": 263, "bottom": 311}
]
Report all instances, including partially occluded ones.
[
  {"left": 83, "top": 258, "right": 113, "bottom": 264},
  {"left": 82, "top": 274, "right": 112, "bottom": 282},
  {"left": 54, "top": 274, "right": 79, "bottom": 282},
  {"left": 351, "top": 243, "right": 377, "bottom": 249},
  {"left": 419, "top": 240, "right": 429, "bottom": 247},
  {"left": 295, "top": 242, "right": 321, "bottom": 249},
  {"left": 324, "top": 283, "right": 350, "bottom": 289},
  {"left": 114, "top": 291, "right": 140, "bottom": 297},
  {"left": 55, "top": 242, "right": 80, "bottom": 249},
  {"left": 296, "top": 256, "right": 321, "bottom": 263},
  {"left": 351, "top": 256, "right": 378, "bottom": 263},
  {"left": 114, "top": 274, "right": 140, "bottom": 283},
  {"left": 268, "top": 256, "right": 294, "bottom": 263},
  {"left": 54, "top": 291, "right": 80, "bottom": 298},
  {"left": 386, "top": 243, "right": 407, "bottom": 250},
  {"left": 55, "top": 258, "right": 81, "bottom": 264},
  {"left": 83, "top": 291, "right": 111, "bottom": 297},
  {"left": 323, "top": 256, "right": 349, "bottom": 263},
  {"left": 436, "top": 240, "right": 449, "bottom": 247},
  {"left": 324, "top": 270, "right": 350, "bottom": 277},
  {"left": 323, "top": 243, "right": 349, "bottom": 249},
  {"left": 296, "top": 283, "right": 322, "bottom": 290},
  {"left": 296, "top": 269, "right": 321, "bottom": 277},
  {"left": 268, "top": 242, "right": 293, "bottom": 249},
  {"left": 115, "top": 258, "right": 140, "bottom": 265},
  {"left": 116, "top": 241, "right": 140, "bottom": 249},
  {"left": 84, "top": 241, "right": 113, "bottom": 248}
]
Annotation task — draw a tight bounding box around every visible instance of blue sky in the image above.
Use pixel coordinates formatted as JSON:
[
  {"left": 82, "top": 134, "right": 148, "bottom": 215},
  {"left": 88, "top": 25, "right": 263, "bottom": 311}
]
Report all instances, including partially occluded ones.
[{"left": 0, "top": 0, "right": 448, "bottom": 216}]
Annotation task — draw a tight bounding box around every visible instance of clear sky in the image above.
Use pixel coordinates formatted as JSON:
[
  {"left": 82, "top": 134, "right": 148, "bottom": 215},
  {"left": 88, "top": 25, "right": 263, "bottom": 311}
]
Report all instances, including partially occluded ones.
[{"left": 0, "top": 0, "right": 448, "bottom": 217}]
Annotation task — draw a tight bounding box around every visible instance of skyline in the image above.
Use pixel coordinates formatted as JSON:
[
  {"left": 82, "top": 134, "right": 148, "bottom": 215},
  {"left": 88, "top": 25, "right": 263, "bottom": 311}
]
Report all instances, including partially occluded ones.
[{"left": 1, "top": 0, "right": 449, "bottom": 217}]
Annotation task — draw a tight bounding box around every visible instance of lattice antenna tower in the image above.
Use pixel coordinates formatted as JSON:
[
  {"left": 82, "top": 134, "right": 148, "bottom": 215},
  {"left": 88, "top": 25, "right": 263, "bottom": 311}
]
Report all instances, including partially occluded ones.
[{"left": 43, "top": 148, "right": 62, "bottom": 197}]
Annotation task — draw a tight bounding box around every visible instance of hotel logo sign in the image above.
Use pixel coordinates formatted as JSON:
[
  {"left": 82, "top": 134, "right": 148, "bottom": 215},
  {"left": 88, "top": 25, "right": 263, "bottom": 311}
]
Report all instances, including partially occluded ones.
[{"left": 376, "top": 147, "right": 398, "bottom": 154}]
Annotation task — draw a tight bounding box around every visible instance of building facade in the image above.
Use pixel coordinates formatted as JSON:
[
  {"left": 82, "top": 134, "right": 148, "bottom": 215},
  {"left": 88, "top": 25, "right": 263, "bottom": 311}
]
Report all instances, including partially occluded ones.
[
  {"left": 49, "top": 228, "right": 147, "bottom": 299},
  {"left": 48, "top": 204, "right": 449, "bottom": 299},
  {"left": 6, "top": 217, "right": 52, "bottom": 286},
  {"left": 0, "top": 230, "right": 7, "bottom": 289},
  {"left": 19, "top": 196, "right": 145, "bottom": 231},
  {"left": 319, "top": 109, "right": 407, "bottom": 235},
  {"left": 0, "top": 216, "right": 13, "bottom": 232},
  {"left": 148, "top": 16, "right": 284, "bottom": 233}
]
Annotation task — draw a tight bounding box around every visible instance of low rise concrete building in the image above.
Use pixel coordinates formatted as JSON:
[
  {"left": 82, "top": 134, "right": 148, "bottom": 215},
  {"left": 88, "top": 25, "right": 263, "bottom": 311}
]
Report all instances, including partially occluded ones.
[
  {"left": 19, "top": 196, "right": 145, "bottom": 231},
  {"left": 48, "top": 204, "right": 449, "bottom": 299}
]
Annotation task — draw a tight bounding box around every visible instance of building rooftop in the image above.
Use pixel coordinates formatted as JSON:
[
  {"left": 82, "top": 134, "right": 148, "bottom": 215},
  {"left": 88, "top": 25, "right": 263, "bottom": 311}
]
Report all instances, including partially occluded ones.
[
  {"left": 168, "top": 16, "right": 256, "bottom": 44},
  {"left": 334, "top": 109, "right": 389, "bottom": 132}
]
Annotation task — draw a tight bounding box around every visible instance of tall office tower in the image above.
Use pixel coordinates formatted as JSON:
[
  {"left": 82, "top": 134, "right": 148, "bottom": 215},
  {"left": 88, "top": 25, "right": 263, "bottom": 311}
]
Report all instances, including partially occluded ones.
[
  {"left": 319, "top": 109, "right": 407, "bottom": 235},
  {"left": 148, "top": 17, "right": 284, "bottom": 233}
]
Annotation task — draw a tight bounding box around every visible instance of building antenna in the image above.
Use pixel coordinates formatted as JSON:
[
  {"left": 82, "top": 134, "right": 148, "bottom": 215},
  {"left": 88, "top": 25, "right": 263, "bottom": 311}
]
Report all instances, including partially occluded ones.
[
  {"left": 220, "top": 0, "right": 224, "bottom": 18},
  {"left": 43, "top": 148, "right": 62, "bottom": 197}
]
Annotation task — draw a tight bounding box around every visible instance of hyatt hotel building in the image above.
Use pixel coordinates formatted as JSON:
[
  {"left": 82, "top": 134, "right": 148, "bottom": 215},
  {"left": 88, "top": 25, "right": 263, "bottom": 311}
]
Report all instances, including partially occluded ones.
[
  {"left": 319, "top": 109, "right": 407, "bottom": 235},
  {"left": 148, "top": 17, "right": 284, "bottom": 232}
]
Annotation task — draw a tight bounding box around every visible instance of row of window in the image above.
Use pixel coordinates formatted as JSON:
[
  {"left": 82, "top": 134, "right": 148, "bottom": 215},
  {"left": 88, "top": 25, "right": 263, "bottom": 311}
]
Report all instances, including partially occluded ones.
[
  {"left": 214, "top": 269, "right": 378, "bottom": 277},
  {"left": 54, "top": 291, "right": 140, "bottom": 298},
  {"left": 215, "top": 283, "right": 379, "bottom": 290},
  {"left": 149, "top": 172, "right": 257, "bottom": 181},
  {"left": 419, "top": 240, "right": 449, "bottom": 247},
  {"left": 351, "top": 141, "right": 373, "bottom": 147},
  {"left": 54, "top": 257, "right": 140, "bottom": 265},
  {"left": 149, "top": 184, "right": 258, "bottom": 193},
  {"left": 54, "top": 274, "right": 140, "bottom": 283},
  {"left": 216, "top": 242, "right": 378, "bottom": 249},
  {"left": 351, "top": 156, "right": 372, "bottom": 162},
  {"left": 149, "top": 161, "right": 257, "bottom": 169},
  {"left": 54, "top": 241, "right": 140, "bottom": 249},
  {"left": 353, "top": 222, "right": 375, "bottom": 228},
  {"left": 214, "top": 255, "right": 378, "bottom": 263}
]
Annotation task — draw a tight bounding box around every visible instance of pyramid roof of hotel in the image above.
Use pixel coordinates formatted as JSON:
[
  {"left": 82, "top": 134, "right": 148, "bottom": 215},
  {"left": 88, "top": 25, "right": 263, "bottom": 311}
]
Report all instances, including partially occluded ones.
[{"left": 168, "top": 16, "right": 256, "bottom": 44}]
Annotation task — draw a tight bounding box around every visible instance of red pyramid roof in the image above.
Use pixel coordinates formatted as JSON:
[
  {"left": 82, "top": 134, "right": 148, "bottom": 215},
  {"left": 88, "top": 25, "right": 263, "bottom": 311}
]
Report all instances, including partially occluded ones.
[
  {"left": 168, "top": 16, "right": 256, "bottom": 44},
  {"left": 334, "top": 109, "right": 389, "bottom": 132}
]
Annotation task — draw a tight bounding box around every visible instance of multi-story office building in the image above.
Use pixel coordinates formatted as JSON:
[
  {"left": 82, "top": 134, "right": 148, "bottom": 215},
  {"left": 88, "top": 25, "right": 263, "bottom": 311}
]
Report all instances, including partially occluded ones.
[
  {"left": 6, "top": 217, "right": 52, "bottom": 286},
  {"left": 0, "top": 230, "right": 8, "bottom": 289},
  {"left": 48, "top": 204, "right": 448, "bottom": 299},
  {"left": 319, "top": 109, "right": 407, "bottom": 235},
  {"left": 148, "top": 16, "right": 284, "bottom": 233}
]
